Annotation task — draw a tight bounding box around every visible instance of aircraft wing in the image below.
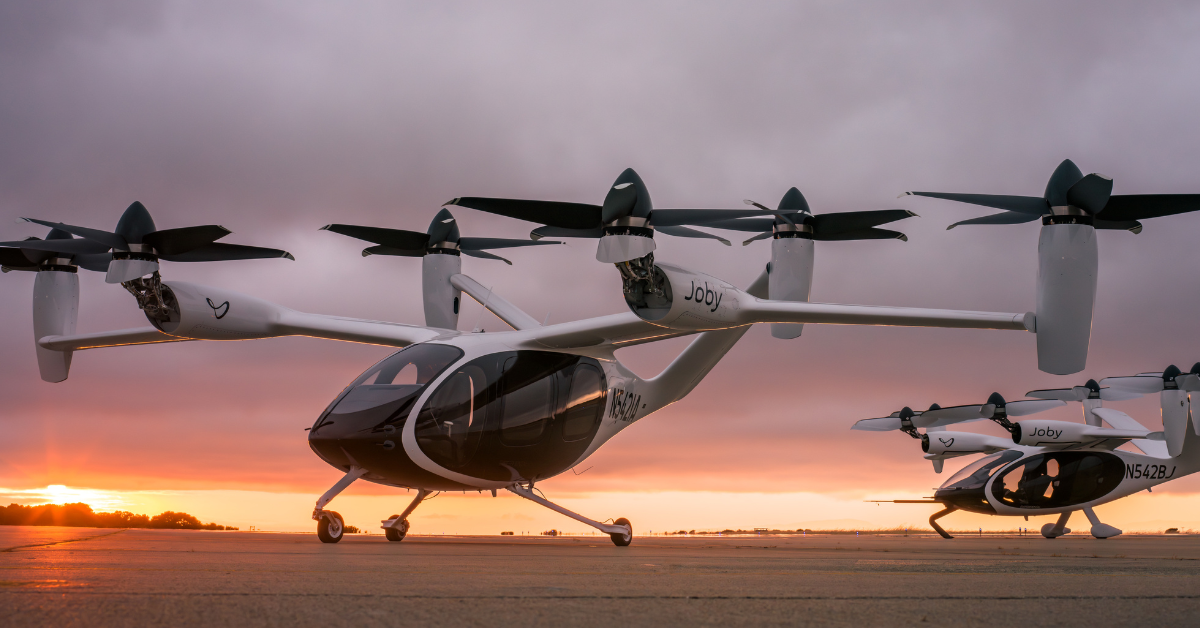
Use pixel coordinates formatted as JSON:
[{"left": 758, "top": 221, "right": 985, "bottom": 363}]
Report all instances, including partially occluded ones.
[
  {"left": 528, "top": 313, "right": 697, "bottom": 349},
  {"left": 735, "top": 299, "right": 1034, "bottom": 331},
  {"left": 39, "top": 327, "right": 193, "bottom": 351}
]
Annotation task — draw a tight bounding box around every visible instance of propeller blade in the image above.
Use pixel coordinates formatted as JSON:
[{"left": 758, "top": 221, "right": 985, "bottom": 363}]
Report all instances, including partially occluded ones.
[
  {"left": 1093, "top": 218, "right": 1142, "bottom": 233},
  {"left": 1097, "top": 387, "right": 1143, "bottom": 401},
  {"left": 1066, "top": 174, "right": 1113, "bottom": 215},
  {"left": 73, "top": 253, "right": 112, "bottom": 272},
  {"left": 321, "top": 224, "right": 429, "bottom": 250},
  {"left": 918, "top": 404, "right": 991, "bottom": 424},
  {"left": 21, "top": 218, "right": 126, "bottom": 249},
  {"left": 461, "top": 249, "right": 512, "bottom": 265},
  {"left": 159, "top": 243, "right": 294, "bottom": 262},
  {"left": 901, "top": 192, "right": 1048, "bottom": 215},
  {"left": 530, "top": 226, "right": 604, "bottom": 240},
  {"left": 142, "top": 225, "right": 231, "bottom": 256},
  {"left": 655, "top": 225, "right": 731, "bottom": 245},
  {"left": 1095, "top": 194, "right": 1200, "bottom": 222},
  {"left": 459, "top": 237, "right": 563, "bottom": 251},
  {"left": 1005, "top": 399, "right": 1067, "bottom": 416},
  {"left": 650, "top": 209, "right": 782, "bottom": 227},
  {"left": 742, "top": 231, "right": 773, "bottom": 246},
  {"left": 810, "top": 210, "right": 915, "bottom": 235},
  {"left": 0, "top": 247, "right": 39, "bottom": 270},
  {"left": 446, "top": 198, "right": 602, "bottom": 230},
  {"left": 697, "top": 218, "right": 778, "bottom": 232},
  {"left": 1025, "top": 386, "right": 1089, "bottom": 402},
  {"left": 1176, "top": 373, "right": 1200, "bottom": 392},
  {"left": 361, "top": 246, "right": 425, "bottom": 257},
  {"left": 852, "top": 417, "right": 903, "bottom": 431},
  {"left": 1099, "top": 375, "right": 1165, "bottom": 395},
  {"left": 0, "top": 239, "right": 111, "bottom": 255},
  {"left": 132, "top": 226, "right": 223, "bottom": 255},
  {"left": 947, "top": 211, "right": 1040, "bottom": 230},
  {"left": 811, "top": 228, "right": 907, "bottom": 242}
]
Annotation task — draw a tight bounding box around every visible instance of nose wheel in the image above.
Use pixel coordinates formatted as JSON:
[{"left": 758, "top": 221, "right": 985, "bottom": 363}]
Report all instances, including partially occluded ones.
[
  {"left": 384, "top": 515, "right": 409, "bottom": 542},
  {"left": 316, "top": 511, "right": 345, "bottom": 543},
  {"left": 610, "top": 518, "right": 632, "bottom": 546}
]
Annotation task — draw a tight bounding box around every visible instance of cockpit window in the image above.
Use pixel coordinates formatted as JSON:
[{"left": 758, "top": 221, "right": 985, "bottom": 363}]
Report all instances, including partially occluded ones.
[
  {"left": 330, "top": 344, "right": 463, "bottom": 415},
  {"left": 991, "top": 452, "right": 1124, "bottom": 508},
  {"left": 939, "top": 450, "right": 1023, "bottom": 490}
]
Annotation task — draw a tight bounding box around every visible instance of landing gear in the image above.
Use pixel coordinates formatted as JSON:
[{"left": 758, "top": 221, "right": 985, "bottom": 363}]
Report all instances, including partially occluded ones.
[
  {"left": 312, "top": 465, "right": 367, "bottom": 544},
  {"left": 383, "top": 517, "right": 409, "bottom": 542},
  {"left": 380, "top": 489, "right": 429, "bottom": 543},
  {"left": 929, "top": 505, "right": 957, "bottom": 539},
  {"left": 1082, "top": 506, "right": 1122, "bottom": 539},
  {"left": 1041, "top": 511, "right": 1072, "bottom": 538},
  {"left": 610, "top": 517, "right": 633, "bottom": 546},
  {"left": 506, "top": 483, "right": 633, "bottom": 547},
  {"left": 317, "top": 511, "right": 345, "bottom": 543}
]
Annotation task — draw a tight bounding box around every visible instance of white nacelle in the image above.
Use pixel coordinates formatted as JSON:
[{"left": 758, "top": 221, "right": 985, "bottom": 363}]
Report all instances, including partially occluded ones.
[
  {"left": 631, "top": 263, "right": 744, "bottom": 331},
  {"left": 422, "top": 254, "right": 462, "bottom": 330},
  {"left": 1035, "top": 222, "right": 1097, "bottom": 375},
  {"left": 768, "top": 237, "right": 814, "bottom": 339},
  {"left": 1011, "top": 419, "right": 1150, "bottom": 448},
  {"left": 33, "top": 269, "right": 79, "bottom": 382},
  {"left": 153, "top": 281, "right": 289, "bottom": 340},
  {"left": 922, "top": 431, "right": 1011, "bottom": 456}
]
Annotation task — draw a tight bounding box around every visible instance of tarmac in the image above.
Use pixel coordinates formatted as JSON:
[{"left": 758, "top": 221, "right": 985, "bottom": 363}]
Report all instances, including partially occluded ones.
[{"left": 1, "top": 526, "right": 1198, "bottom": 627}]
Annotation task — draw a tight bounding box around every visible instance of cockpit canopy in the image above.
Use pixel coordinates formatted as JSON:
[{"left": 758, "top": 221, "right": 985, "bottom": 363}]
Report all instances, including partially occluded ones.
[{"left": 939, "top": 450, "right": 1023, "bottom": 491}]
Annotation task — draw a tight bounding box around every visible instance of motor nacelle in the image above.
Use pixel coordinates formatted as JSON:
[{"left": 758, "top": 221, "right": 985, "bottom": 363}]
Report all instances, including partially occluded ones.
[
  {"left": 622, "top": 262, "right": 744, "bottom": 331},
  {"left": 921, "top": 431, "right": 1011, "bottom": 456},
  {"left": 150, "top": 281, "right": 289, "bottom": 340},
  {"left": 1010, "top": 419, "right": 1152, "bottom": 447}
]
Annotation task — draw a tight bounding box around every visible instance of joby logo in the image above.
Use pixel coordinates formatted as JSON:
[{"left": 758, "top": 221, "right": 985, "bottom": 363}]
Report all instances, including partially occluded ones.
[
  {"left": 683, "top": 280, "right": 723, "bottom": 313},
  {"left": 938, "top": 437, "right": 954, "bottom": 447},
  {"left": 1028, "top": 427, "right": 1062, "bottom": 439},
  {"left": 206, "top": 297, "right": 230, "bottom": 319}
]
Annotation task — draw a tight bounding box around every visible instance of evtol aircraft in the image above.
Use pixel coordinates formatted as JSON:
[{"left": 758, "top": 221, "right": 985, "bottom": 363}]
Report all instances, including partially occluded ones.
[
  {"left": 3, "top": 160, "right": 1198, "bottom": 545},
  {"left": 854, "top": 368, "right": 1200, "bottom": 540}
]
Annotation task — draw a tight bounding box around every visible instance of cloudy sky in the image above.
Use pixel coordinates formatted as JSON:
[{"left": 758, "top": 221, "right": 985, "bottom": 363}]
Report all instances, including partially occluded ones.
[{"left": 4, "top": 1, "right": 1200, "bottom": 534}]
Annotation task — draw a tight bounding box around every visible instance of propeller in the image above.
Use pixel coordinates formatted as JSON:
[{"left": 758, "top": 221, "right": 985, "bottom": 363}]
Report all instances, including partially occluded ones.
[
  {"left": 21, "top": 201, "right": 293, "bottom": 283},
  {"left": 700, "top": 187, "right": 916, "bottom": 245},
  {"left": 903, "top": 158, "right": 1200, "bottom": 232},
  {"left": 912, "top": 392, "right": 1065, "bottom": 433},
  {"left": 322, "top": 207, "right": 562, "bottom": 266},
  {"left": 853, "top": 404, "right": 945, "bottom": 438},
  {"left": 1100, "top": 364, "right": 1200, "bottom": 396},
  {"left": 1025, "top": 379, "right": 1142, "bottom": 403},
  {"left": 446, "top": 168, "right": 773, "bottom": 264},
  {"left": 1, "top": 230, "right": 114, "bottom": 273}
]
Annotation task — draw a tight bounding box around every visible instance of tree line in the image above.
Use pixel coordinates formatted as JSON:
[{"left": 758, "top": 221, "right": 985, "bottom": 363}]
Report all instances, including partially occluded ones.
[{"left": 0, "top": 502, "right": 238, "bottom": 530}]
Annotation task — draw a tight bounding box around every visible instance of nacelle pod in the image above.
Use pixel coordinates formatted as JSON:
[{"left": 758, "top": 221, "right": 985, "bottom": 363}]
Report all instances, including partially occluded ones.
[
  {"left": 921, "top": 431, "right": 1012, "bottom": 456},
  {"left": 624, "top": 263, "right": 745, "bottom": 331},
  {"left": 151, "top": 281, "right": 290, "bottom": 340},
  {"left": 1010, "top": 419, "right": 1151, "bottom": 448}
]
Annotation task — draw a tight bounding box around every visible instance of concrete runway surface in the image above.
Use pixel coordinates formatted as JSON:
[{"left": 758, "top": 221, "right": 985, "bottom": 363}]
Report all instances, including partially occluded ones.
[{"left": 1, "top": 527, "right": 1197, "bottom": 627}]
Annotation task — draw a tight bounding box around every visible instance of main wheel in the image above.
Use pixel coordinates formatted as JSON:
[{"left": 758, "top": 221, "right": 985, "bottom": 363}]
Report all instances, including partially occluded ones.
[
  {"left": 317, "top": 511, "right": 345, "bottom": 544},
  {"left": 384, "top": 516, "right": 408, "bottom": 542},
  {"left": 610, "top": 517, "right": 632, "bottom": 547}
]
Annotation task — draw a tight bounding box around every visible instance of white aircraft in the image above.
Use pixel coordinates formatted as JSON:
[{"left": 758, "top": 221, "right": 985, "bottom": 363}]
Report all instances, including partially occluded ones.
[
  {"left": 1, "top": 163, "right": 1194, "bottom": 545},
  {"left": 854, "top": 368, "right": 1200, "bottom": 539}
]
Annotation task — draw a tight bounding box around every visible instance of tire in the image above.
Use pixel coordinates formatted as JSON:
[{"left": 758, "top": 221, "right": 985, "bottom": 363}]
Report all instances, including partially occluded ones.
[
  {"left": 385, "top": 517, "right": 408, "bottom": 542},
  {"left": 317, "top": 511, "right": 344, "bottom": 544},
  {"left": 610, "top": 517, "right": 632, "bottom": 547}
]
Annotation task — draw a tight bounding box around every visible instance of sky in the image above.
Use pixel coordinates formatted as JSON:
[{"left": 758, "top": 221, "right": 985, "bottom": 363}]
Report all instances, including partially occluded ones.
[{"left": 3, "top": 0, "right": 1200, "bottom": 535}]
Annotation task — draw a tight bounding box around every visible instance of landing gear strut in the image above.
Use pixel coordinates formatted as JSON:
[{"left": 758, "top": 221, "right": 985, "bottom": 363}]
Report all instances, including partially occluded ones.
[
  {"left": 313, "top": 465, "right": 368, "bottom": 544},
  {"left": 381, "top": 489, "right": 430, "bottom": 542},
  {"left": 1041, "top": 511, "right": 1072, "bottom": 538},
  {"left": 506, "top": 483, "right": 633, "bottom": 547},
  {"left": 929, "top": 505, "right": 957, "bottom": 539}
]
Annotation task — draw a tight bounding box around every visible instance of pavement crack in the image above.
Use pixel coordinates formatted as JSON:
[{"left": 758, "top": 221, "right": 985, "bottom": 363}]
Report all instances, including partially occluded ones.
[{"left": 1, "top": 530, "right": 124, "bottom": 553}]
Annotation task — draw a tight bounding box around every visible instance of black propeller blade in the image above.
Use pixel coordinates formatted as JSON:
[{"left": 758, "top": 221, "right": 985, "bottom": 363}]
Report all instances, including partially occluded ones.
[
  {"left": 905, "top": 158, "right": 1200, "bottom": 232},
  {"left": 0, "top": 230, "right": 113, "bottom": 273},
  {"left": 324, "top": 207, "right": 561, "bottom": 265},
  {"left": 446, "top": 168, "right": 771, "bottom": 242},
  {"left": 21, "top": 201, "right": 294, "bottom": 262},
  {"left": 703, "top": 188, "right": 914, "bottom": 245}
]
